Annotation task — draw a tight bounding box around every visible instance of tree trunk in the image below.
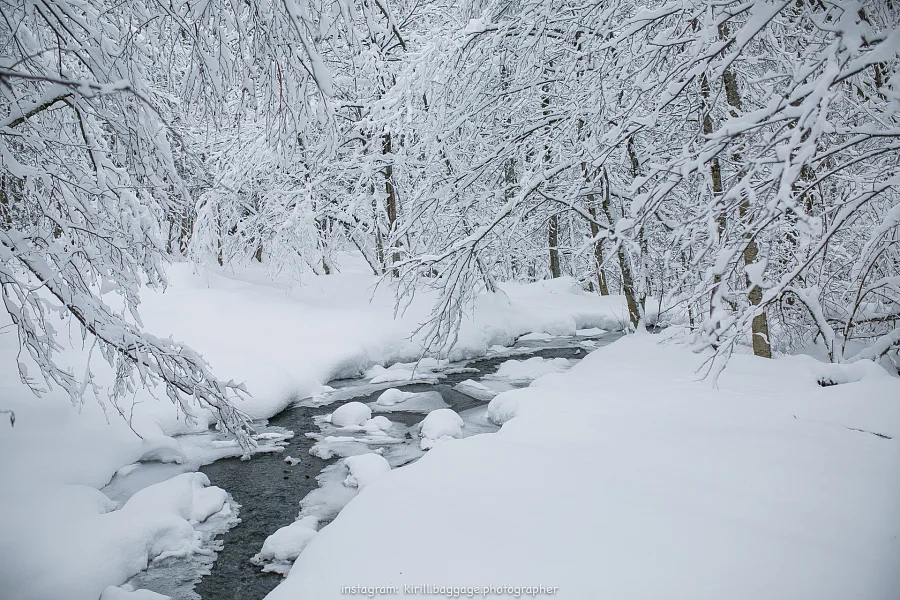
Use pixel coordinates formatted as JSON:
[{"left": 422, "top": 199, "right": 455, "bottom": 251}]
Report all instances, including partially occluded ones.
[
  {"left": 588, "top": 205, "right": 609, "bottom": 295},
  {"left": 548, "top": 214, "right": 561, "bottom": 278},
  {"left": 626, "top": 136, "right": 648, "bottom": 317},
  {"left": 600, "top": 168, "right": 640, "bottom": 328},
  {"left": 578, "top": 119, "right": 608, "bottom": 295},
  {"left": 722, "top": 52, "right": 772, "bottom": 358},
  {"left": 383, "top": 132, "right": 400, "bottom": 276},
  {"left": 700, "top": 72, "right": 726, "bottom": 318}
]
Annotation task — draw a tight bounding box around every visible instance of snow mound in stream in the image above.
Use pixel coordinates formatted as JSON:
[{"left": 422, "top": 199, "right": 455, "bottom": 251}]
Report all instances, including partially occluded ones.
[
  {"left": 328, "top": 402, "right": 372, "bottom": 427},
  {"left": 343, "top": 453, "right": 392, "bottom": 489},
  {"left": 419, "top": 409, "right": 465, "bottom": 450},
  {"left": 376, "top": 388, "right": 415, "bottom": 405}
]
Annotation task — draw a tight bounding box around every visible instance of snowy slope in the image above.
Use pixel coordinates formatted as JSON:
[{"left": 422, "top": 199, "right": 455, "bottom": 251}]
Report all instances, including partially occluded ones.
[{"left": 266, "top": 332, "right": 900, "bottom": 600}]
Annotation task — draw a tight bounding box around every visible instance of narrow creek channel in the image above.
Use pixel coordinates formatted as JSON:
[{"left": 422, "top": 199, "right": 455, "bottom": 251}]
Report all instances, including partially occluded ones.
[{"left": 142, "top": 333, "right": 622, "bottom": 599}]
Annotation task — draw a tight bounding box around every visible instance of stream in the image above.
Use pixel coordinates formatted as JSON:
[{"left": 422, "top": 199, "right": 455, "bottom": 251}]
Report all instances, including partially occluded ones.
[{"left": 126, "top": 332, "right": 622, "bottom": 599}]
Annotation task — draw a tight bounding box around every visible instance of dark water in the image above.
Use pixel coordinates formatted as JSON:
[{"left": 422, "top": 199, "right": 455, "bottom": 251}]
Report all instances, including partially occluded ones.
[{"left": 193, "top": 337, "right": 619, "bottom": 599}]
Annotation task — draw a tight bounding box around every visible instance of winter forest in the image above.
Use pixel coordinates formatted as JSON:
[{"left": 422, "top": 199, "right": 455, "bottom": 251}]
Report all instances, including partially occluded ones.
[{"left": 1, "top": 1, "right": 899, "bottom": 599}]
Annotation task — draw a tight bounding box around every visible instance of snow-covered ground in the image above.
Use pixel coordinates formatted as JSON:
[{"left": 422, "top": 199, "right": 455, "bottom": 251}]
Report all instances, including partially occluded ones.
[
  {"left": 0, "top": 257, "right": 629, "bottom": 599},
  {"left": 266, "top": 331, "right": 900, "bottom": 600}
]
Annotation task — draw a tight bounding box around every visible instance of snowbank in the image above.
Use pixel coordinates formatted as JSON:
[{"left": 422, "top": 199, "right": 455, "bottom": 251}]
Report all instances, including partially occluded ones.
[
  {"left": 266, "top": 333, "right": 900, "bottom": 600},
  {"left": 0, "top": 474, "right": 232, "bottom": 600}
]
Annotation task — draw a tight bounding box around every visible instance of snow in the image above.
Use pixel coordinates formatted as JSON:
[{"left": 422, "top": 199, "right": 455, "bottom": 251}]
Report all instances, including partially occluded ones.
[
  {"left": 576, "top": 327, "right": 606, "bottom": 336},
  {"left": 485, "top": 393, "right": 522, "bottom": 426},
  {"left": 100, "top": 586, "right": 171, "bottom": 600},
  {"left": 367, "top": 366, "right": 417, "bottom": 384},
  {"left": 369, "top": 390, "right": 449, "bottom": 414},
  {"left": 453, "top": 379, "right": 497, "bottom": 401},
  {"left": 328, "top": 402, "right": 372, "bottom": 427},
  {"left": 250, "top": 516, "right": 319, "bottom": 575},
  {"left": 375, "top": 387, "right": 415, "bottom": 405},
  {"left": 0, "top": 259, "right": 632, "bottom": 598},
  {"left": 517, "top": 331, "right": 554, "bottom": 341},
  {"left": 265, "top": 333, "right": 900, "bottom": 600},
  {"left": 343, "top": 453, "right": 392, "bottom": 488},
  {"left": 363, "top": 416, "right": 393, "bottom": 432},
  {"left": 0, "top": 473, "right": 233, "bottom": 600},
  {"left": 418, "top": 408, "right": 465, "bottom": 450},
  {"left": 122, "top": 473, "right": 228, "bottom": 525},
  {"left": 489, "top": 356, "right": 572, "bottom": 383}
]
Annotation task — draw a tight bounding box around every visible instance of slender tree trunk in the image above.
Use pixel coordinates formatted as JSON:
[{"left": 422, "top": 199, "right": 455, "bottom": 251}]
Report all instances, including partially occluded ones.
[
  {"left": 1, "top": 174, "right": 11, "bottom": 230},
  {"left": 722, "top": 54, "right": 772, "bottom": 358},
  {"left": 548, "top": 214, "right": 561, "bottom": 278},
  {"left": 383, "top": 132, "right": 400, "bottom": 276},
  {"left": 542, "top": 65, "right": 561, "bottom": 279},
  {"left": 626, "top": 136, "right": 648, "bottom": 317},
  {"left": 700, "top": 72, "right": 726, "bottom": 318},
  {"left": 588, "top": 205, "right": 609, "bottom": 295},
  {"left": 600, "top": 168, "right": 640, "bottom": 328},
  {"left": 578, "top": 119, "right": 608, "bottom": 295}
]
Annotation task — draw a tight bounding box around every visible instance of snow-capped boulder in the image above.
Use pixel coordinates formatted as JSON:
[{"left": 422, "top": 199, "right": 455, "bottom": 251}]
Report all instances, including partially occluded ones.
[
  {"left": 418, "top": 409, "right": 465, "bottom": 450},
  {"left": 329, "top": 402, "right": 372, "bottom": 427},
  {"left": 343, "top": 453, "right": 391, "bottom": 489}
]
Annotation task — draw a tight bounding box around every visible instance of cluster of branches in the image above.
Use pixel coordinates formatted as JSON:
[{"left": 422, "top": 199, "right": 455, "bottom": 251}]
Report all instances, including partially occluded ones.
[
  {"left": 348, "top": 0, "right": 898, "bottom": 373},
  {"left": 2, "top": 0, "right": 898, "bottom": 433},
  {"left": 0, "top": 0, "right": 351, "bottom": 442}
]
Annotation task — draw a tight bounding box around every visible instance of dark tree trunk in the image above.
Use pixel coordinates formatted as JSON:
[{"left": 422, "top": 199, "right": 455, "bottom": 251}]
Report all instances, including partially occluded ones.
[
  {"left": 548, "top": 214, "right": 561, "bottom": 278},
  {"left": 383, "top": 132, "right": 400, "bottom": 276}
]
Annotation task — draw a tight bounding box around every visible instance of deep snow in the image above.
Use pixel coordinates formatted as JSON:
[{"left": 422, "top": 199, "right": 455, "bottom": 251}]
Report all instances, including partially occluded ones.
[{"left": 266, "top": 331, "right": 900, "bottom": 600}]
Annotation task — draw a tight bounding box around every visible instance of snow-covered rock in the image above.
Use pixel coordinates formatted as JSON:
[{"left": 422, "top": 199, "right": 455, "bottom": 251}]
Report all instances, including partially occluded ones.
[
  {"left": 376, "top": 388, "right": 415, "bottom": 406},
  {"left": 328, "top": 402, "right": 372, "bottom": 427},
  {"left": 343, "top": 453, "right": 391, "bottom": 489},
  {"left": 418, "top": 409, "right": 465, "bottom": 450}
]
